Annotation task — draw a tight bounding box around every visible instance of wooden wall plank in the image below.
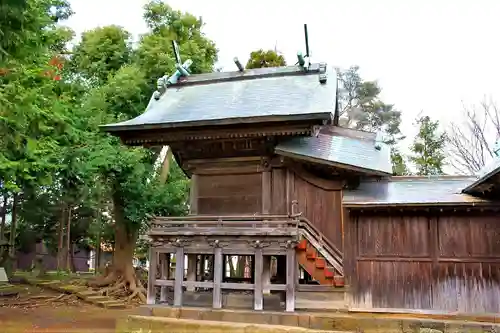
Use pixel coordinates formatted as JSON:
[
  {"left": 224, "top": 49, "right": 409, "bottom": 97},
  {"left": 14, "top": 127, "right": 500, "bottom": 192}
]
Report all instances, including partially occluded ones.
[
  {"left": 197, "top": 173, "right": 263, "bottom": 215},
  {"left": 271, "top": 168, "right": 287, "bottom": 215},
  {"left": 347, "top": 211, "right": 500, "bottom": 313},
  {"left": 292, "top": 174, "right": 343, "bottom": 251}
]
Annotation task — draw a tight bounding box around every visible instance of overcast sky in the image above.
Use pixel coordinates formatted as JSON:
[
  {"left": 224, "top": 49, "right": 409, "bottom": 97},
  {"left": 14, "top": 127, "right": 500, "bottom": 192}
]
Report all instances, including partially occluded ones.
[{"left": 65, "top": 0, "right": 500, "bottom": 163}]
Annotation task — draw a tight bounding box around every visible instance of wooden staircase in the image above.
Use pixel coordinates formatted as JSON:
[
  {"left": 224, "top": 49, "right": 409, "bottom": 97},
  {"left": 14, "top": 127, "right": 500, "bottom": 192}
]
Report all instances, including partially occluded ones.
[
  {"left": 295, "top": 218, "right": 345, "bottom": 287},
  {"left": 296, "top": 239, "right": 344, "bottom": 286}
]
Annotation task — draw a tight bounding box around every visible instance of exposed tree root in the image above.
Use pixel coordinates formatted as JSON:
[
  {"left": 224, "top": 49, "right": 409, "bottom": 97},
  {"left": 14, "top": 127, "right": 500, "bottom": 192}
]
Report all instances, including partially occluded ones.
[{"left": 88, "top": 267, "right": 147, "bottom": 304}]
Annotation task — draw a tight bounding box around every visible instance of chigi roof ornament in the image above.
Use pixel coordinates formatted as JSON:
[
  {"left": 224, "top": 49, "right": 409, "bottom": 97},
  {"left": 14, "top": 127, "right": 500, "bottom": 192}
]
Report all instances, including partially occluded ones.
[
  {"left": 296, "top": 24, "right": 311, "bottom": 70},
  {"left": 153, "top": 40, "right": 193, "bottom": 100},
  {"left": 318, "top": 63, "right": 327, "bottom": 84}
]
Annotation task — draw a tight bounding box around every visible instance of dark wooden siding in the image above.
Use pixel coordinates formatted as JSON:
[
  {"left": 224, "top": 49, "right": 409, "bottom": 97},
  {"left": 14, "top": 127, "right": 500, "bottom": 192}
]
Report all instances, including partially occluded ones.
[
  {"left": 197, "top": 173, "right": 262, "bottom": 215},
  {"left": 345, "top": 210, "right": 500, "bottom": 313},
  {"left": 290, "top": 170, "right": 343, "bottom": 252},
  {"left": 270, "top": 168, "right": 287, "bottom": 215}
]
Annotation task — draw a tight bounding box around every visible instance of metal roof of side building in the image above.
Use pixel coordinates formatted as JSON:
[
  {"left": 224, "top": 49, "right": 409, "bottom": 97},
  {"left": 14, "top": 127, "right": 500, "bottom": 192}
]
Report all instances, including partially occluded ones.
[
  {"left": 461, "top": 157, "right": 500, "bottom": 197},
  {"left": 102, "top": 64, "right": 337, "bottom": 132},
  {"left": 344, "top": 176, "right": 494, "bottom": 208},
  {"left": 275, "top": 126, "right": 393, "bottom": 176}
]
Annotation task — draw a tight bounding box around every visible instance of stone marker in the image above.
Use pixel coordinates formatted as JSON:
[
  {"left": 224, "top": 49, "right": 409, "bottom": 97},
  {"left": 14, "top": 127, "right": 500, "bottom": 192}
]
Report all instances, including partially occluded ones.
[{"left": 0, "top": 267, "right": 8, "bottom": 283}]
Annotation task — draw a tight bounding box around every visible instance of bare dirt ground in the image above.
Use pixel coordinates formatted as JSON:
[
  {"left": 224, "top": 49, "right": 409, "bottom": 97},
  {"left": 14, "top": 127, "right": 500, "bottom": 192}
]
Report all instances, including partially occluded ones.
[{"left": 0, "top": 284, "right": 135, "bottom": 333}]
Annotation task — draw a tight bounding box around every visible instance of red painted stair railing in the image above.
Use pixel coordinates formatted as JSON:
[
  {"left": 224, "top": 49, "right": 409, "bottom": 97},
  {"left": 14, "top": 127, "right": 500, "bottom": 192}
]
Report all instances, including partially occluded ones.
[{"left": 295, "top": 218, "right": 345, "bottom": 287}]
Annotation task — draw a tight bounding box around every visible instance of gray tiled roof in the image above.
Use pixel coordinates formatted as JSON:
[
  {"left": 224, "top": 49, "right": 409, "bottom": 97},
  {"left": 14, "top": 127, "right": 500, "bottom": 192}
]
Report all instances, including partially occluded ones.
[
  {"left": 275, "top": 129, "right": 393, "bottom": 176},
  {"left": 102, "top": 64, "right": 337, "bottom": 132},
  {"left": 344, "top": 176, "right": 491, "bottom": 207},
  {"left": 461, "top": 157, "right": 500, "bottom": 195}
]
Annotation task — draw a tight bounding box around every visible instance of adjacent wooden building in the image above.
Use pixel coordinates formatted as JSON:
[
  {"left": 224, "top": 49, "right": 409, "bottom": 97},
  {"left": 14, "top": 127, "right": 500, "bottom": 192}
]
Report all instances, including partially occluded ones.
[{"left": 103, "top": 63, "right": 500, "bottom": 314}]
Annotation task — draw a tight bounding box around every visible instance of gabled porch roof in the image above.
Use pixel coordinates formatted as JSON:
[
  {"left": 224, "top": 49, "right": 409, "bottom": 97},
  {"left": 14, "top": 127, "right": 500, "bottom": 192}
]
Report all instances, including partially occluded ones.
[{"left": 275, "top": 127, "right": 393, "bottom": 176}]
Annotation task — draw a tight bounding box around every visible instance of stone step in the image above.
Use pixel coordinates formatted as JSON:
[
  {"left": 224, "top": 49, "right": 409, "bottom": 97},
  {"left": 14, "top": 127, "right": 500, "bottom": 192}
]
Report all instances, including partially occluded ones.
[
  {"left": 123, "top": 315, "right": 349, "bottom": 333},
  {"left": 145, "top": 306, "right": 500, "bottom": 333}
]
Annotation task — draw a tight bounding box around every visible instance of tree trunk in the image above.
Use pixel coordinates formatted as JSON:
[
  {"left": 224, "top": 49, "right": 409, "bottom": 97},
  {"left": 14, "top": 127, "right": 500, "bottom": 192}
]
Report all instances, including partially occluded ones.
[
  {"left": 112, "top": 221, "right": 137, "bottom": 282},
  {"left": 0, "top": 194, "right": 7, "bottom": 240},
  {"left": 95, "top": 204, "right": 102, "bottom": 274},
  {"left": 88, "top": 191, "right": 146, "bottom": 302},
  {"left": 65, "top": 206, "right": 72, "bottom": 271},
  {"left": 69, "top": 245, "right": 76, "bottom": 273},
  {"left": 8, "top": 193, "right": 18, "bottom": 256},
  {"left": 56, "top": 204, "right": 66, "bottom": 270}
]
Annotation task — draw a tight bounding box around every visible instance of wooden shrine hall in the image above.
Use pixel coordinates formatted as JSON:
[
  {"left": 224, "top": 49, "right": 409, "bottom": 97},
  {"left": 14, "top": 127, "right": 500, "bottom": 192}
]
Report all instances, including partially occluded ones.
[{"left": 103, "top": 61, "right": 500, "bottom": 314}]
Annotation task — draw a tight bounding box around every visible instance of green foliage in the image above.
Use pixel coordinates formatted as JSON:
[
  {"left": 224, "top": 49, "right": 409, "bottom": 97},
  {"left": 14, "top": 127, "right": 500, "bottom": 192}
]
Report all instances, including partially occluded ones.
[
  {"left": 0, "top": 0, "right": 73, "bottom": 192},
  {"left": 1, "top": 0, "right": 214, "bottom": 268},
  {"left": 70, "top": 26, "right": 132, "bottom": 85},
  {"left": 245, "top": 49, "right": 286, "bottom": 69},
  {"left": 409, "top": 115, "right": 447, "bottom": 175},
  {"left": 390, "top": 149, "right": 410, "bottom": 176},
  {"left": 137, "top": 1, "right": 217, "bottom": 86},
  {"left": 0, "top": 0, "right": 72, "bottom": 61}
]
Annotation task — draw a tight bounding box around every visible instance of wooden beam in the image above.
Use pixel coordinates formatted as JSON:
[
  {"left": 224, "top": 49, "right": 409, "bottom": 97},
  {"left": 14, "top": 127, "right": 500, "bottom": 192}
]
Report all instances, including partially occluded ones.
[
  {"left": 147, "top": 247, "right": 157, "bottom": 305},
  {"left": 285, "top": 247, "right": 296, "bottom": 312},
  {"left": 160, "top": 253, "right": 170, "bottom": 303},
  {"left": 173, "top": 247, "right": 184, "bottom": 307},
  {"left": 212, "top": 246, "right": 223, "bottom": 309},
  {"left": 254, "top": 248, "right": 264, "bottom": 311},
  {"left": 155, "top": 279, "right": 174, "bottom": 286}
]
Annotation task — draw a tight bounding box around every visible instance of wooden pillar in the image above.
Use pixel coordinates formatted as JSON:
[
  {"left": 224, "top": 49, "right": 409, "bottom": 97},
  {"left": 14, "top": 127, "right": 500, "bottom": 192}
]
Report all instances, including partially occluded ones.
[
  {"left": 213, "top": 246, "right": 223, "bottom": 309},
  {"left": 262, "top": 255, "right": 271, "bottom": 295},
  {"left": 147, "top": 247, "right": 157, "bottom": 305},
  {"left": 254, "top": 247, "right": 264, "bottom": 311},
  {"left": 173, "top": 247, "right": 184, "bottom": 307},
  {"left": 285, "top": 246, "right": 296, "bottom": 312},
  {"left": 160, "top": 252, "right": 170, "bottom": 303},
  {"left": 186, "top": 254, "right": 197, "bottom": 292},
  {"left": 262, "top": 170, "right": 271, "bottom": 214},
  {"left": 189, "top": 174, "right": 198, "bottom": 215}
]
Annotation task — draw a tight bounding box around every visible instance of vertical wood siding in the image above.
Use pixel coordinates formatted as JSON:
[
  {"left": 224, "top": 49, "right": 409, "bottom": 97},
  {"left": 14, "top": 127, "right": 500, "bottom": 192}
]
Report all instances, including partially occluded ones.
[
  {"left": 197, "top": 173, "right": 262, "bottom": 215},
  {"left": 345, "top": 211, "right": 500, "bottom": 313},
  {"left": 290, "top": 171, "right": 343, "bottom": 252}
]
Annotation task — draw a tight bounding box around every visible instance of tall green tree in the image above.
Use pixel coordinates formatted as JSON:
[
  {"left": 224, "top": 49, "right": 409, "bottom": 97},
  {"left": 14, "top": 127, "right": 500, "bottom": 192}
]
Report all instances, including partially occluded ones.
[
  {"left": 338, "top": 66, "right": 405, "bottom": 173},
  {"left": 409, "top": 115, "right": 447, "bottom": 175},
  {"left": 245, "top": 49, "right": 286, "bottom": 69},
  {"left": 68, "top": 1, "right": 216, "bottom": 301},
  {"left": 0, "top": 0, "right": 76, "bottom": 269},
  {"left": 70, "top": 25, "right": 132, "bottom": 86}
]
